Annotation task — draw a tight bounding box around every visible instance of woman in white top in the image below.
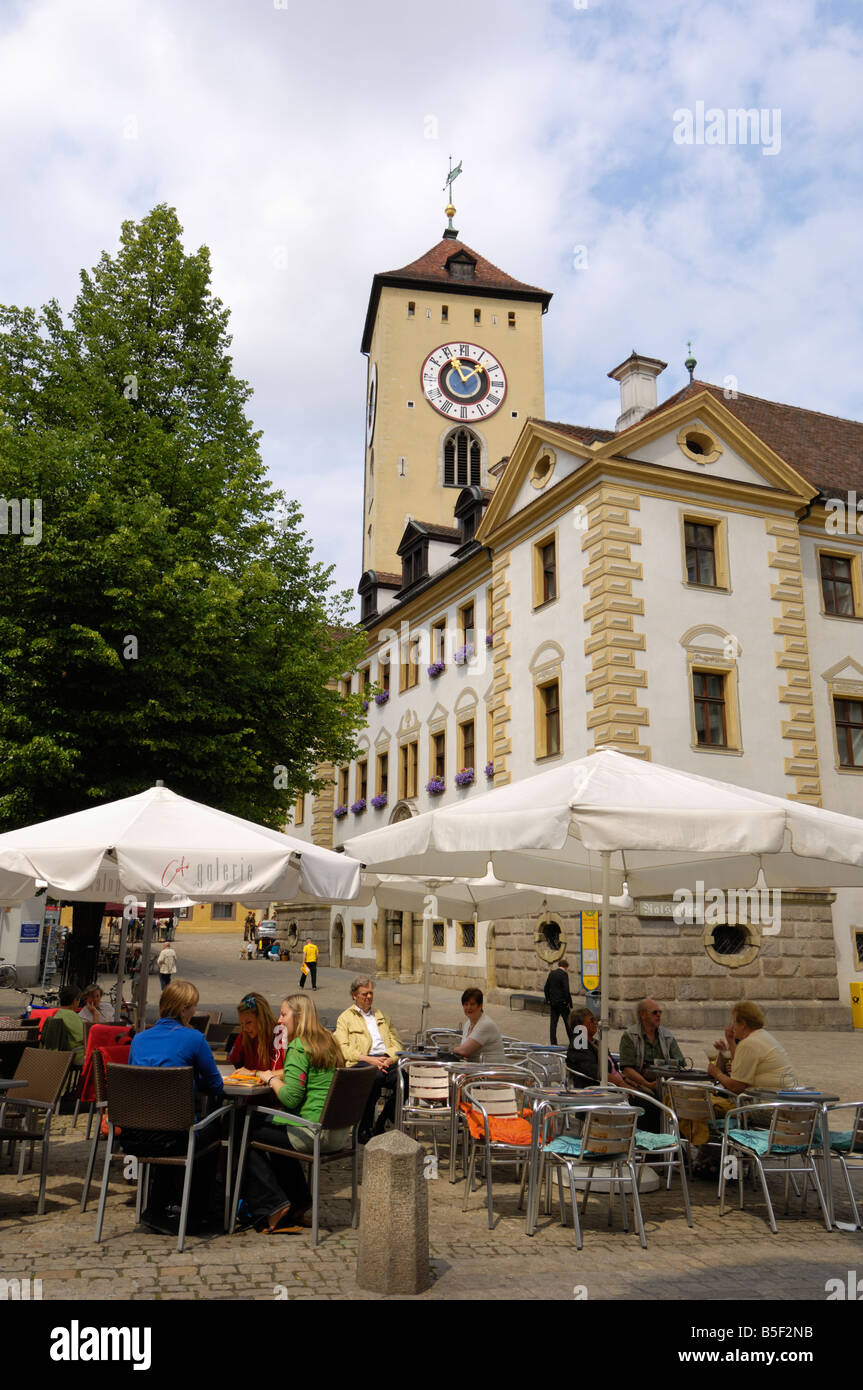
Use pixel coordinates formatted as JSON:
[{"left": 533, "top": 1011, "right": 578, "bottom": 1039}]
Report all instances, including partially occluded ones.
[
  {"left": 77, "top": 984, "right": 114, "bottom": 1024},
  {"left": 707, "top": 1000, "right": 797, "bottom": 1095},
  {"left": 454, "top": 987, "right": 506, "bottom": 1063}
]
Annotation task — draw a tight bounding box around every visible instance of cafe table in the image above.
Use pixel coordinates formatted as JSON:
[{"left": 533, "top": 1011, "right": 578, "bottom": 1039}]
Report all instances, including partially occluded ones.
[
  {"left": 740, "top": 1086, "right": 841, "bottom": 1229},
  {"left": 218, "top": 1065, "right": 274, "bottom": 1225}
]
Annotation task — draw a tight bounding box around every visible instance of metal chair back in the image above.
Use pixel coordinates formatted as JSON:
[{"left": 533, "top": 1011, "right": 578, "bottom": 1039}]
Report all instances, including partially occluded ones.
[
  {"left": 522, "top": 1052, "right": 567, "bottom": 1087},
  {"left": 766, "top": 1103, "right": 819, "bottom": 1152},
  {"left": 105, "top": 1064, "right": 196, "bottom": 1131},
  {"left": 667, "top": 1079, "right": 717, "bottom": 1126},
  {"left": 407, "top": 1061, "right": 451, "bottom": 1107},
  {"left": 464, "top": 1081, "right": 520, "bottom": 1119},
  {"left": 580, "top": 1105, "right": 638, "bottom": 1161}
]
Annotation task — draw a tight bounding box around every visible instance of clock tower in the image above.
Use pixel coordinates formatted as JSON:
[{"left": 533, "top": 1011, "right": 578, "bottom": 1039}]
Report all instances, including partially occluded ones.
[{"left": 360, "top": 212, "right": 551, "bottom": 577}]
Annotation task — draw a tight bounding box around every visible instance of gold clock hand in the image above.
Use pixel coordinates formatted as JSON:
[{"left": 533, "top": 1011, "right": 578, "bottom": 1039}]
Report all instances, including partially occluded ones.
[
  {"left": 446, "top": 354, "right": 469, "bottom": 383},
  {"left": 461, "top": 361, "right": 486, "bottom": 383}
]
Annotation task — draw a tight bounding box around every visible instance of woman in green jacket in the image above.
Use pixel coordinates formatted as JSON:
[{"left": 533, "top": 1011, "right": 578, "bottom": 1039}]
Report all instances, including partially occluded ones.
[{"left": 244, "top": 994, "right": 347, "bottom": 1233}]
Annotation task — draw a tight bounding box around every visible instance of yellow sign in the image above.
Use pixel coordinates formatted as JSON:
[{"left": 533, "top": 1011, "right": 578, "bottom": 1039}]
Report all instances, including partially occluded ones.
[{"left": 580, "top": 910, "right": 599, "bottom": 992}]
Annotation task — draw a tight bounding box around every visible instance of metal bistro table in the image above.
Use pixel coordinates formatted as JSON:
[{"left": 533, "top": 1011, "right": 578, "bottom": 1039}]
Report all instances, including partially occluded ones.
[
  {"left": 743, "top": 1087, "right": 841, "bottom": 1230},
  {"left": 218, "top": 1066, "right": 274, "bottom": 1226}
]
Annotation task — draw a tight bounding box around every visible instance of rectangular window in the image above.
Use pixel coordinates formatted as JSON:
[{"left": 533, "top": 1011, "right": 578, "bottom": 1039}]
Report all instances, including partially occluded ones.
[
  {"left": 352, "top": 920, "right": 365, "bottom": 947},
  {"left": 295, "top": 793, "right": 305, "bottom": 826},
  {"left": 486, "top": 584, "right": 494, "bottom": 641},
  {"left": 508, "top": 311, "right": 516, "bottom": 328},
  {"left": 458, "top": 600, "right": 475, "bottom": 650},
  {"left": 339, "top": 767, "right": 350, "bottom": 806},
  {"left": 474, "top": 309, "right": 481, "bottom": 325},
  {"left": 432, "top": 920, "right": 445, "bottom": 949},
  {"left": 853, "top": 927, "right": 863, "bottom": 971},
  {"left": 685, "top": 522, "right": 718, "bottom": 587},
  {"left": 407, "top": 300, "right": 415, "bottom": 317},
  {"left": 820, "top": 553, "right": 857, "bottom": 616},
  {"left": 486, "top": 706, "right": 494, "bottom": 764},
  {"left": 533, "top": 534, "right": 558, "bottom": 608},
  {"left": 359, "top": 667, "right": 371, "bottom": 697},
  {"left": 693, "top": 671, "right": 728, "bottom": 747},
  {"left": 357, "top": 759, "right": 368, "bottom": 802},
  {"left": 458, "top": 718, "right": 475, "bottom": 772},
  {"left": 400, "top": 632, "right": 420, "bottom": 690},
  {"left": 399, "top": 740, "right": 419, "bottom": 799},
  {"left": 376, "top": 750, "right": 389, "bottom": 799},
  {"left": 459, "top": 921, "right": 476, "bottom": 950},
  {"left": 379, "top": 656, "right": 390, "bottom": 694},
  {"left": 441, "top": 305, "right": 448, "bottom": 322},
  {"left": 835, "top": 697, "right": 863, "bottom": 767},
  {"left": 536, "top": 679, "right": 561, "bottom": 759},
  {"left": 431, "top": 617, "right": 447, "bottom": 664},
  {"left": 431, "top": 730, "right": 446, "bottom": 781},
  {"left": 212, "top": 903, "right": 235, "bottom": 921}
]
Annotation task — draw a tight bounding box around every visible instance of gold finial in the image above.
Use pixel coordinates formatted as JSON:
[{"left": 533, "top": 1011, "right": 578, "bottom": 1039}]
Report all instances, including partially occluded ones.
[
  {"left": 445, "top": 203, "right": 456, "bottom": 219},
  {"left": 443, "top": 157, "right": 462, "bottom": 239}
]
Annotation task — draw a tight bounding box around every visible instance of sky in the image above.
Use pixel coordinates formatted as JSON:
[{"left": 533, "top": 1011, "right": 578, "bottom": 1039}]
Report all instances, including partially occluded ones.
[{"left": 1, "top": 0, "right": 861, "bottom": 608}]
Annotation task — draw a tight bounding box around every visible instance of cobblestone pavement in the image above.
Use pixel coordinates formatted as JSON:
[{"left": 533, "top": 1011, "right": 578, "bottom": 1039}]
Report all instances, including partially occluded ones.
[{"left": 1, "top": 932, "right": 861, "bottom": 1302}]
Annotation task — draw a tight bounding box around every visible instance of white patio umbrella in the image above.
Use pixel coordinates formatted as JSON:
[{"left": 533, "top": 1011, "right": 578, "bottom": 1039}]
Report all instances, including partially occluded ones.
[
  {"left": 0, "top": 783, "right": 362, "bottom": 1024},
  {"left": 345, "top": 749, "right": 863, "bottom": 1078},
  {"left": 359, "top": 866, "right": 632, "bottom": 1036}
]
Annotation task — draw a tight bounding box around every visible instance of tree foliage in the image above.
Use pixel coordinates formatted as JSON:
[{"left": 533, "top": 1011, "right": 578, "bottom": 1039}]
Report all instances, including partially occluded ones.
[{"left": 0, "top": 205, "right": 366, "bottom": 832}]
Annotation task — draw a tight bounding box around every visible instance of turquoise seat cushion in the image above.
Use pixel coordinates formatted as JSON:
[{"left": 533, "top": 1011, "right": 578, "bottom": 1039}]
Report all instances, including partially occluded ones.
[
  {"left": 726, "top": 1127, "right": 810, "bottom": 1156},
  {"left": 634, "top": 1130, "right": 678, "bottom": 1151},
  {"left": 544, "top": 1136, "right": 632, "bottom": 1161},
  {"left": 829, "top": 1131, "right": 863, "bottom": 1153}
]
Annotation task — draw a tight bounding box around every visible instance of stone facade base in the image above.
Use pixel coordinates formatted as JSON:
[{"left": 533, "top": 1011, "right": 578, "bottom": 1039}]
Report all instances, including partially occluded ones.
[{"left": 271, "top": 905, "right": 332, "bottom": 966}]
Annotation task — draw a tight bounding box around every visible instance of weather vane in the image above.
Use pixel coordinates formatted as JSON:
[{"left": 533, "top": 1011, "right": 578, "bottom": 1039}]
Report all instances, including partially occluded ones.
[{"left": 443, "top": 156, "right": 462, "bottom": 237}]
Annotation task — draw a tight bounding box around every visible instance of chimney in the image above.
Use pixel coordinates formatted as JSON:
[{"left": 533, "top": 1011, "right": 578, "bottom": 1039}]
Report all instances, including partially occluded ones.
[{"left": 608, "top": 352, "right": 667, "bottom": 432}]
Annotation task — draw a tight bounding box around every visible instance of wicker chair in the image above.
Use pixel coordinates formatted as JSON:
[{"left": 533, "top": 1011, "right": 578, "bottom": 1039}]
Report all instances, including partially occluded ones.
[
  {"left": 0, "top": 1047, "right": 73, "bottom": 1213},
  {"left": 79, "top": 1045, "right": 132, "bottom": 1212},
  {"left": 94, "top": 1064, "right": 231, "bottom": 1253},
  {"left": 231, "top": 1063, "right": 379, "bottom": 1245}
]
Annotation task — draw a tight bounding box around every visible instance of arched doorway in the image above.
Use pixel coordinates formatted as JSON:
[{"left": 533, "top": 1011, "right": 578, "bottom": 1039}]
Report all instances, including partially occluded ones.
[{"left": 332, "top": 916, "right": 344, "bottom": 969}]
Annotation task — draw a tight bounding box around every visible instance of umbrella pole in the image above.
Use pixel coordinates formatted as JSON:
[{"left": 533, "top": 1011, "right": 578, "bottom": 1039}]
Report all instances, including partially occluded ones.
[
  {"left": 115, "top": 914, "right": 129, "bottom": 1025},
  {"left": 599, "top": 851, "right": 610, "bottom": 1085},
  {"left": 420, "top": 909, "right": 432, "bottom": 1041},
  {"left": 134, "top": 893, "right": 156, "bottom": 1031}
]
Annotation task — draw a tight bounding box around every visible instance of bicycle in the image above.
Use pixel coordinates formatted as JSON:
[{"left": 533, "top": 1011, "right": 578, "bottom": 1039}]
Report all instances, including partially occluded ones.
[
  {"left": 16, "top": 986, "right": 60, "bottom": 1012},
  {"left": 0, "top": 958, "right": 18, "bottom": 991}
]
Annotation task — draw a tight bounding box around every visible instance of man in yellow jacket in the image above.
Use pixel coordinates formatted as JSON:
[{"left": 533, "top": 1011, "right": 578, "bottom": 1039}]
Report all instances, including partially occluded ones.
[
  {"left": 299, "top": 938, "right": 319, "bottom": 990},
  {"left": 333, "top": 976, "right": 403, "bottom": 1142}
]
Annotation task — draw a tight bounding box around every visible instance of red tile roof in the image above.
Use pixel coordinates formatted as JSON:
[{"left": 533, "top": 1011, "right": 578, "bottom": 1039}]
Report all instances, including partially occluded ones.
[
  {"left": 634, "top": 381, "right": 863, "bottom": 494},
  {"left": 530, "top": 418, "right": 616, "bottom": 446},
  {"left": 362, "top": 237, "right": 552, "bottom": 352}
]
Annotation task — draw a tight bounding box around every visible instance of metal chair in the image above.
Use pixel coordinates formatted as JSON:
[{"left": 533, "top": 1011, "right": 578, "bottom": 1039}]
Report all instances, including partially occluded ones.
[
  {"left": 231, "top": 1063, "right": 378, "bottom": 1246},
  {"left": 395, "top": 1057, "right": 463, "bottom": 1176},
  {"left": 825, "top": 1101, "right": 863, "bottom": 1229},
  {"left": 0, "top": 1047, "right": 73, "bottom": 1213},
  {"left": 461, "top": 1079, "right": 536, "bottom": 1228},
  {"left": 521, "top": 1051, "right": 568, "bottom": 1087},
  {"left": 664, "top": 1079, "right": 723, "bottom": 1177},
  {"left": 719, "top": 1101, "right": 831, "bottom": 1233},
  {"left": 448, "top": 1063, "right": 531, "bottom": 1183},
  {"left": 94, "top": 1064, "right": 231, "bottom": 1252},
  {"left": 541, "top": 1103, "right": 646, "bottom": 1249},
  {"left": 616, "top": 1085, "right": 693, "bottom": 1230},
  {"left": 423, "top": 1029, "right": 463, "bottom": 1049}
]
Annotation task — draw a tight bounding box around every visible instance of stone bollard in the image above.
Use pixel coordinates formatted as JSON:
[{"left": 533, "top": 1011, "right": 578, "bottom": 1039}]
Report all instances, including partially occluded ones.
[{"left": 356, "top": 1130, "right": 431, "bottom": 1295}]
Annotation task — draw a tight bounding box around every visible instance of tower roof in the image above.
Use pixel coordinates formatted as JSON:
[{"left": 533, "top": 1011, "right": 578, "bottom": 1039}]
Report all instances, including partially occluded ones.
[{"left": 361, "top": 236, "right": 552, "bottom": 352}]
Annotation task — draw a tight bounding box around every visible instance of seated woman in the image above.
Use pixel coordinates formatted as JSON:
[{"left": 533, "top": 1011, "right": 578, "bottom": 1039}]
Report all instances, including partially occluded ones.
[
  {"left": 453, "top": 987, "right": 506, "bottom": 1063},
  {"left": 243, "top": 994, "right": 347, "bottom": 1234},
  {"left": 229, "top": 993, "right": 284, "bottom": 1073},
  {"left": 707, "top": 1000, "right": 797, "bottom": 1100},
  {"left": 565, "top": 1006, "right": 624, "bottom": 1088},
  {"left": 77, "top": 983, "right": 114, "bottom": 1025},
  {"left": 126, "top": 979, "right": 225, "bottom": 1235}
]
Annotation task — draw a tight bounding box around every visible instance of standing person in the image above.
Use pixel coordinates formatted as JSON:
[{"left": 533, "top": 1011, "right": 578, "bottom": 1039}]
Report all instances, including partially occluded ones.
[
  {"left": 334, "top": 977, "right": 403, "bottom": 1143},
  {"left": 167, "top": 914, "right": 178, "bottom": 942},
  {"left": 157, "top": 942, "right": 178, "bottom": 991},
  {"left": 243, "top": 911, "right": 257, "bottom": 943},
  {"left": 453, "top": 987, "right": 506, "bottom": 1063},
  {"left": 543, "top": 957, "right": 573, "bottom": 1045},
  {"left": 244, "top": 994, "right": 348, "bottom": 1233},
  {"left": 299, "top": 938, "right": 319, "bottom": 990}
]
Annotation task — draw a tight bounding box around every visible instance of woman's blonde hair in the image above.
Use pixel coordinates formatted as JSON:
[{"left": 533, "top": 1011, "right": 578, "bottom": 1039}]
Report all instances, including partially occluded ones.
[
  {"left": 160, "top": 979, "right": 199, "bottom": 1021},
  {"left": 283, "top": 994, "right": 345, "bottom": 1071},
  {"left": 236, "top": 993, "right": 278, "bottom": 1068},
  {"left": 733, "top": 1000, "right": 765, "bottom": 1031}
]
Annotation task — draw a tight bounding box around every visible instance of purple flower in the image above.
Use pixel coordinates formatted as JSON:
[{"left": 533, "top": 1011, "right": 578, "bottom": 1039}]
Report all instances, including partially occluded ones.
[
  {"left": 362, "top": 699, "right": 369, "bottom": 712},
  {"left": 425, "top": 777, "right": 446, "bottom": 795},
  {"left": 370, "top": 793, "right": 388, "bottom": 810},
  {"left": 374, "top": 691, "right": 390, "bottom": 706},
  {"left": 484, "top": 761, "right": 494, "bottom": 778},
  {"left": 454, "top": 643, "right": 475, "bottom": 666},
  {"left": 427, "top": 661, "right": 446, "bottom": 678},
  {"left": 333, "top": 804, "right": 348, "bottom": 819},
  {"left": 350, "top": 799, "right": 366, "bottom": 814},
  {"left": 454, "top": 767, "right": 475, "bottom": 787},
  {"left": 486, "top": 632, "right": 494, "bottom": 648}
]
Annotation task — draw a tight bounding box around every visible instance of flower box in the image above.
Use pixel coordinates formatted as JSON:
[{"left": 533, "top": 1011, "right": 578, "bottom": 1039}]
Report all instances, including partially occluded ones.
[
  {"left": 350, "top": 799, "right": 366, "bottom": 814},
  {"left": 486, "top": 632, "right": 494, "bottom": 648},
  {"left": 427, "top": 661, "right": 446, "bottom": 678},
  {"left": 425, "top": 777, "right": 446, "bottom": 796},
  {"left": 454, "top": 767, "right": 475, "bottom": 787},
  {"left": 333, "top": 804, "right": 348, "bottom": 819},
  {"left": 374, "top": 691, "right": 390, "bottom": 706},
  {"left": 484, "top": 761, "right": 494, "bottom": 778},
  {"left": 454, "top": 642, "right": 475, "bottom": 666},
  {"left": 370, "top": 793, "right": 388, "bottom": 810}
]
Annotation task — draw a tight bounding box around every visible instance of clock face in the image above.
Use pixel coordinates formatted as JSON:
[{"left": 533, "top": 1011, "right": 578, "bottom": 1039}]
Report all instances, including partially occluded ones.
[
  {"left": 366, "top": 362, "right": 377, "bottom": 447},
  {"left": 421, "top": 342, "right": 507, "bottom": 421}
]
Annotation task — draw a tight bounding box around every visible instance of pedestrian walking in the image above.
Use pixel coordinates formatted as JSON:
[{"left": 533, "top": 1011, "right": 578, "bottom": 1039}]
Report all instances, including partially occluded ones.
[
  {"left": 299, "top": 938, "right": 319, "bottom": 990},
  {"left": 543, "top": 957, "right": 573, "bottom": 1045},
  {"left": 157, "top": 943, "right": 178, "bottom": 991}
]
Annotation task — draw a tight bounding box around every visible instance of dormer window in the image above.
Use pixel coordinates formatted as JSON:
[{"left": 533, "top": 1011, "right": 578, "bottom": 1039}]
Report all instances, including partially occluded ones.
[
  {"left": 445, "top": 249, "right": 477, "bottom": 282},
  {"left": 444, "top": 427, "right": 481, "bottom": 488},
  {"left": 453, "top": 483, "right": 487, "bottom": 548},
  {"left": 402, "top": 542, "right": 428, "bottom": 589}
]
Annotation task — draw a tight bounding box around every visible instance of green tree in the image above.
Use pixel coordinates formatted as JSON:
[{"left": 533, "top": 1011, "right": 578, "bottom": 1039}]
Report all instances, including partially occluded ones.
[{"left": 0, "top": 207, "right": 366, "bottom": 981}]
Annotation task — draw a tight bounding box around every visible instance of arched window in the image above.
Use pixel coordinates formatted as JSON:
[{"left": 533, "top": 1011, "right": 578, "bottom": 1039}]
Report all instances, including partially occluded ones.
[{"left": 444, "top": 428, "right": 482, "bottom": 488}]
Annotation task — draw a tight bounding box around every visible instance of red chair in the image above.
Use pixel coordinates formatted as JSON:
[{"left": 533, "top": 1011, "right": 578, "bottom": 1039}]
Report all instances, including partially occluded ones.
[
  {"left": 26, "top": 1008, "right": 58, "bottom": 1035},
  {"left": 73, "top": 1025, "right": 134, "bottom": 1134}
]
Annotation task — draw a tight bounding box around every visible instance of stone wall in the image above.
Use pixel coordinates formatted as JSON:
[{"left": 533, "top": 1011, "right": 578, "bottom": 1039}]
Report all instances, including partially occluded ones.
[
  {"left": 272, "top": 904, "right": 332, "bottom": 966},
  {"left": 485, "top": 894, "right": 849, "bottom": 1029}
]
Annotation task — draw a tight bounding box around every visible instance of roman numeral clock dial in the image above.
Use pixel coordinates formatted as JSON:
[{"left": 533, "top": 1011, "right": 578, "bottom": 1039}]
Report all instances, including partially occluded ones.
[{"left": 421, "top": 342, "right": 507, "bottom": 421}]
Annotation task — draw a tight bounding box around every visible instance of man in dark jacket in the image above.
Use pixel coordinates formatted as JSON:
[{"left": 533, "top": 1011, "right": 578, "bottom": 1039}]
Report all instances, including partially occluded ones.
[{"left": 543, "top": 958, "right": 573, "bottom": 1045}]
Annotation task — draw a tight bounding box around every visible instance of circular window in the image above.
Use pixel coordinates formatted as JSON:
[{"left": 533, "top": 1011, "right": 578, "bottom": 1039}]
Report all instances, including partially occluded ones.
[
  {"left": 534, "top": 913, "right": 566, "bottom": 964},
  {"left": 530, "top": 452, "right": 555, "bottom": 489},
  {"left": 677, "top": 426, "right": 722, "bottom": 466},
  {"left": 703, "top": 919, "right": 760, "bottom": 968},
  {"left": 711, "top": 924, "right": 748, "bottom": 956}
]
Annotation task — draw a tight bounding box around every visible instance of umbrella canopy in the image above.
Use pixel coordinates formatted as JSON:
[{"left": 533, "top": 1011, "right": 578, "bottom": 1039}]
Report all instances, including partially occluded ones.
[
  {"left": 344, "top": 749, "right": 863, "bottom": 894},
  {"left": 0, "top": 784, "right": 361, "bottom": 905}
]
